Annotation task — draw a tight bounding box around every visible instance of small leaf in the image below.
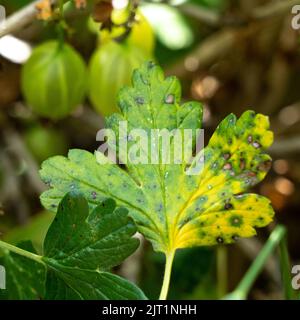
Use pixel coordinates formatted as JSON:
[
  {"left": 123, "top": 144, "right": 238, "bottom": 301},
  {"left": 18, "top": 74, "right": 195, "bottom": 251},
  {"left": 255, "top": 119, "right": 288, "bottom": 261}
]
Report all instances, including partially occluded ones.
[
  {"left": 40, "top": 62, "right": 275, "bottom": 255},
  {"left": 42, "top": 193, "right": 146, "bottom": 300},
  {"left": 0, "top": 242, "right": 46, "bottom": 300},
  {"left": 45, "top": 268, "right": 146, "bottom": 300}
]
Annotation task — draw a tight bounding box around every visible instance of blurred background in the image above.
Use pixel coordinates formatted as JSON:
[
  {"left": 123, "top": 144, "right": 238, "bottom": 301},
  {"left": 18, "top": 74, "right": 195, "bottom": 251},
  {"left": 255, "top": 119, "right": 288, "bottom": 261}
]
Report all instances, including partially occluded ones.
[{"left": 0, "top": 0, "right": 299, "bottom": 299}]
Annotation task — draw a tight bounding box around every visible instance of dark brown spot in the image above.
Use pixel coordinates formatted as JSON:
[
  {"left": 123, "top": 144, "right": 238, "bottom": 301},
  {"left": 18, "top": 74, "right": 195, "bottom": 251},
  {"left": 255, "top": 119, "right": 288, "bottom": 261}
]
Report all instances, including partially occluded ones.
[
  {"left": 223, "top": 153, "right": 231, "bottom": 160},
  {"left": 257, "top": 160, "right": 272, "bottom": 172},
  {"left": 217, "top": 237, "right": 224, "bottom": 244},
  {"left": 247, "top": 171, "right": 257, "bottom": 177},
  {"left": 225, "top": 203, "right": 233, "bottom": 210},
  {"left": 240, "top": 158, "right": 246, "bottom": 170}
]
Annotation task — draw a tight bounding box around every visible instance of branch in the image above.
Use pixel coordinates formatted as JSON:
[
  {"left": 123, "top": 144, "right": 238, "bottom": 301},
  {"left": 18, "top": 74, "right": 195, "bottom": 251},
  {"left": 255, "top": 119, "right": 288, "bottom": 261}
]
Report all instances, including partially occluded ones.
[
  {"left": 168, "top": 0, "right": 299, "bottom": 76},
  {"left": 179, "top": 0, "right": 300, "bottom": 26},
  {"left": 0, "top": 1, "right": 43, "bottom": 38},
  {"left": 0, "top": 152, "right": 31, "bottom": 224},
  {"left": 3, "top": 127, "right": 46, "bottom": 195},
  {"left": 0, "top": 0, "right": 72, "bottom": 38},
  {"left": 270, "top": 135, "right": 300, "bottom": 156},
  {"left": 251, "top": 0, "right": 300, "bottom": 20},
  {"left": 2, "top": 0, "right": 298, "bottom": 39},
  {"left": 178, "top": 3, "right": 221, "bottom": 27},
  {"left": 166, "top": 29, "right": 237, "bottom": 76}
]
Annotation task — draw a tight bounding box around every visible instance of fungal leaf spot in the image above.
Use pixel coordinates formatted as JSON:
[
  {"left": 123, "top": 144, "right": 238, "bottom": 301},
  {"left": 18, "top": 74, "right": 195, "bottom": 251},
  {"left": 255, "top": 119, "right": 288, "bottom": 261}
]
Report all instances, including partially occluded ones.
[{"left": 40, "top": 62, "right": 275, "bottom": 254}]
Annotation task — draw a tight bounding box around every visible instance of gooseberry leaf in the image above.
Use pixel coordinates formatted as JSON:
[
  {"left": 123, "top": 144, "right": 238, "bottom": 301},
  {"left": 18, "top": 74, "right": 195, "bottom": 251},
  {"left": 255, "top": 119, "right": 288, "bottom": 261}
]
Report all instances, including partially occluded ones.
[
  {"left": 42, "top": 192, "right": 146, "bottom": 300},
  {"left": 40, "top": 62, "right": 275, "bottom": 254},
  {"left": 0, "top": 242, "right": 46, "bottom": 300},
  {"left": 0, "top": 193, "right": 147, "bottom": 300}
]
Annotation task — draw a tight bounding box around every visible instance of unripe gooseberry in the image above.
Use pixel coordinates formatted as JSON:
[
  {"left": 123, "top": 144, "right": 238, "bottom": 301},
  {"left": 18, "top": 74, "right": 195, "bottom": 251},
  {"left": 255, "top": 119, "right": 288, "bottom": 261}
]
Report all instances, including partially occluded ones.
[
  {"left": 21, "top": 41, "right": 87, "bottom": 120},
  {"left": 88, "top": 41, "right": 150, "bottom": 116}
]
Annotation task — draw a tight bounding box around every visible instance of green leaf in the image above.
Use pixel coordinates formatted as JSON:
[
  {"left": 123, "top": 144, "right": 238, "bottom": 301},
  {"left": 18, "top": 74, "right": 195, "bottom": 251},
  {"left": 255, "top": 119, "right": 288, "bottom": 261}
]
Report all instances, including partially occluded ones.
[
  {"left": 0, "top": 194, "right": 147, "bottom": 300},
  {"left": 0, "top": 241, "right": 46, "bottom": 300},
  {"left": 40, "top": 62, "right": 275, "bottom": 255},
  {"left": 42, "top": 193, "right": 146, "bottom": 300},
  {"left": 45, "top": 268, "right": 146, "bottom": 300}
]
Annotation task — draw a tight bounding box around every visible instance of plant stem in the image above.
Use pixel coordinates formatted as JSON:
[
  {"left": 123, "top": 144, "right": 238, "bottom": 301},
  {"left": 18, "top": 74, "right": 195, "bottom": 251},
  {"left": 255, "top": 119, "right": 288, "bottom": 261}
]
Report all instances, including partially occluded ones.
[
  {"left": 226, "top": 225, "right": 286, "bottom": 299},
  {"left": 279, "top": 234, "right": 294, "bottom": 299},
  {"left": 57, "top": 0, "right": 66, "bottom": 48},
  {"left": 159, "top": 250, "right": 175, "bottom": 300},
  {"left": 0, "top": 240, "right": 44, "bottom": 265},
  {"left": 59, "top": 0, "right": 65, "bottom": 14},
  {"left": 217, "top": 245, "right": 228, "bottom": 298}
]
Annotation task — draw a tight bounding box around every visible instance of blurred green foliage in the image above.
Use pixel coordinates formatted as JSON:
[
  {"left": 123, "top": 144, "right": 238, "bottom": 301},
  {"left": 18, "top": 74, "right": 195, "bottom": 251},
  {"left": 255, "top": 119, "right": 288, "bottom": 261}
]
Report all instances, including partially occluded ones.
[
  {"left": 3, "top": 211, "right": 54, "bottom": 254},
  {"left": 141, "top": 247, "right": 216, "bottom": 299}
]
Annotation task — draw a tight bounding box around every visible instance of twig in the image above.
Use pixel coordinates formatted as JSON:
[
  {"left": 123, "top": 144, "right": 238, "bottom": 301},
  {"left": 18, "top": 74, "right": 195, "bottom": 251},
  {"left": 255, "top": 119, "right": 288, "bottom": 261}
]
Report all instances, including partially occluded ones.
[
  {"left": 179, "top": 0, "right": 300, "bottom": 26},
  {"left": 72, "top": 105, "right": 104, "bottom": 133},
  {"left": 168, "top": 0, "right": 299, "bottom": 77},
  {"left": 2, "top": 0, "right": 298, "bottom": 39},
  {"left": 0, "top": 152, "right": 31, "bottom": 224},
  {"left": 0, "top": 1, "right": 45, "bottom": 38},
  {"left": 179, "top": 3, "right": 221, "bottom": 27},
  {"left": 3, "top": 127, "right": 46, "bottom": 195},
  {"left": 269, "top": 135, "right": 300, "bottom": 156},
  {"left": 166, "top": 29, "right": 237, "bottom": 77},
  {"left": 114, "top": 0, "right": 139, "bottom": 43},
  {"left": 251, "top": 0, "right": 300, "bottom": 20}
]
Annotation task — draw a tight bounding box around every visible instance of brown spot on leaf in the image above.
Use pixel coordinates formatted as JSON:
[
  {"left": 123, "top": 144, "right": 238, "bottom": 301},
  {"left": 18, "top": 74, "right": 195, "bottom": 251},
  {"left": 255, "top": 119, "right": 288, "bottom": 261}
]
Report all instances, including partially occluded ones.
[
  {"left": 223, "top": 153, "right": 231, "bottom": 160},
  {"left": 225, "top": 203, "right": 233, "bottom": 210},
  {"left": 257, "top": 160, "right": 272, "bottom": 172},
  {"left": 223, "top": 163, "right": 232, "bottom": 170},
  {"left": 240, "top": 158, "right": 246, "bottom": 170}
]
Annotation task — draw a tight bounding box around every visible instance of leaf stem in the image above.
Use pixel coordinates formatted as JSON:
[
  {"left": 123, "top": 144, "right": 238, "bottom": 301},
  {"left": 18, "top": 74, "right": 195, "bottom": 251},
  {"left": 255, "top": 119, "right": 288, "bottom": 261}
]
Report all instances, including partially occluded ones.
[
  {"left": 217, "top": 245, "right": 228, "bottom": 298},
  {"left": 57, "top": 0, "right": 66, "bottom": 48},
  {"left": 159, "top": 250, "right": 175, "bottom": 300},
  {"left": 278, "top": 233, "right": 294, "bottom": 299},
  {"left": 225, "top": 225, "right": 287, "bottom": 299},
  {"left": 0, "top": 240, "right": 45, "bottom": 265}
]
